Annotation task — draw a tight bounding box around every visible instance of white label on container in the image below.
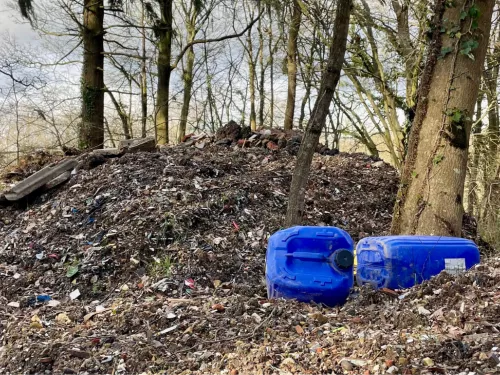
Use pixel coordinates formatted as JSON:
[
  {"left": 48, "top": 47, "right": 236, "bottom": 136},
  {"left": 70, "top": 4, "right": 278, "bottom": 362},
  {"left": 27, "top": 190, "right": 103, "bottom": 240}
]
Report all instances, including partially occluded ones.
[{"left": 444, "top": 258, "right": 466, "bottom": 275}]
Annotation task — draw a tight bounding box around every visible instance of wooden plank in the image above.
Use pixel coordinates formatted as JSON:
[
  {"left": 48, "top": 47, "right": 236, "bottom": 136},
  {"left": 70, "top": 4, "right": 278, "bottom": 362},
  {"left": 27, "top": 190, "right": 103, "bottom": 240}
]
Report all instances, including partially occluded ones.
[{"left": 4, "top": 158, "right": 77, "bottom": 201}]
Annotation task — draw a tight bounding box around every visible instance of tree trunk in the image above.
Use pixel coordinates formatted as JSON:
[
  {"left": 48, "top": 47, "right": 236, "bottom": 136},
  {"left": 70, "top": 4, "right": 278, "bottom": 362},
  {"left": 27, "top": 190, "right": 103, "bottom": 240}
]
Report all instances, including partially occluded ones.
[
  {"left": 204, "top": 42, "right": 219, "bottom": 132},
  {"left": 104, "top": 117, "right": 116, "bottom": 148},
  {"left": 155, "top": 0, "right": 173, "bottom": 145},
  {"left": 481, "top": 165, "right": 500, "bottom": 245},
  {"left": 298, "top": 27, "right": 316, "bottom": 130},
  {"left": 391, "top": 0, "right": 421, "bottom": 111},
  {"left": 80, "top": 0, "right": 104, "bottom": 150},
  {"left": 467, "top": 92, "right": 484, "bottom": 215},
  {"left": 13, "top": 82, "right": 20, "bottom": 164},
  {"left": 391, "top": 0, "right": 494, "bottom": 237},
  {"left": 141, "top": 0, "right": 148, "bottom": 138},
  {"left": 248, "top": 28, "right": 257, "bottom": 131},
  {"left": 480, "top": 31, "right": 500, "bottom": 227},
  {"left": 268, "top": 4, "right": 274, "bottom": 127},
  {"left": 178, "top": 6, "right": 198, "bottom": 143},
  {"left": 286, "top": 0, "right": 352, "bottom": 226},
  {"left": 283, "top": 0, "right": 301, "bottom": 131},
  {"left": 258, "top": 4, "right": 265, "bottom": 127},
  {"left": 106, "top": 88, "right": 130, "bottom": 139},
  {"left": 178, "top": 44, "right": 195, "bottom": 142}
]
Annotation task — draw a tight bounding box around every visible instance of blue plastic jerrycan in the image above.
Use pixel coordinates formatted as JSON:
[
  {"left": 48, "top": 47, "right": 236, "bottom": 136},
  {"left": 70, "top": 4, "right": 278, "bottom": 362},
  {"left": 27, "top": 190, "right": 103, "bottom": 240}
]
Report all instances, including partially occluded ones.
[
  {"left": 356, "top": 236, "right": 480, "bottom": 290},
  {"left": 266, "top": 226, "right": 355, "bottom": 307}
]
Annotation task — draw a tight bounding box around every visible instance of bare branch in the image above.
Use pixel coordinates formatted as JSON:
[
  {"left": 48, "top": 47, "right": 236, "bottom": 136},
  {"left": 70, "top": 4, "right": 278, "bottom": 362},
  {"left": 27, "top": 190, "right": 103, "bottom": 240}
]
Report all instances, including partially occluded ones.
[
  {"left": 101, "top": 52, "right": 145, "bottom": 59},
  {"left": 172, "top": 14, "right": 261, "bottom": 69}
]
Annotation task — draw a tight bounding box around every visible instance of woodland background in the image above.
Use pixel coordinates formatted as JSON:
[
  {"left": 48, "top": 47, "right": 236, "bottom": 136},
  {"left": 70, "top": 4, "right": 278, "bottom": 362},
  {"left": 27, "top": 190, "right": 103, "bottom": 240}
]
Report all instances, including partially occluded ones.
[{"left": 0, "top": 0, "right": 498, "bottom": 246}]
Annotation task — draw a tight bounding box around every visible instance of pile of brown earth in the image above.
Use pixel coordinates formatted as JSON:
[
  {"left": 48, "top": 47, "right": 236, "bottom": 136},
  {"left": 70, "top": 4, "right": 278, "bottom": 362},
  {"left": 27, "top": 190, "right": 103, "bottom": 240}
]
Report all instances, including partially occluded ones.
[{"left": 0, "top": 144, "right": 497, "bottom": 374}]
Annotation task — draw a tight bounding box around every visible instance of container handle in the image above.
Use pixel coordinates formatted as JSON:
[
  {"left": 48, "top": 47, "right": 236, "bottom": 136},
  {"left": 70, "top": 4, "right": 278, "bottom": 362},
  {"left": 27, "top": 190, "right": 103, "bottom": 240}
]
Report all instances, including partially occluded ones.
[{"left": 285, "top": 252, "right": 325, "bottom": 260}]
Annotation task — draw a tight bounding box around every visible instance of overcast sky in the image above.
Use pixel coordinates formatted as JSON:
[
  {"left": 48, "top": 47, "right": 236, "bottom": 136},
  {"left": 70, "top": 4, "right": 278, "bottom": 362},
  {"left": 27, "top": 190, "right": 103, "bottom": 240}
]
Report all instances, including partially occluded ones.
[{"left": 0, "top": 3, "right": 38, "bottom": 42}]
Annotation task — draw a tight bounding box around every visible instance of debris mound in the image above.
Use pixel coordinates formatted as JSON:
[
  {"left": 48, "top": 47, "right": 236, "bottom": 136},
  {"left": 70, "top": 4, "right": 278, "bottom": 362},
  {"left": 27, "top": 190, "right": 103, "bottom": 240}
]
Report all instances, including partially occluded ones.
[
  {"left": 0, "top": 145, "right": 497, "bottom": 374},
  {"left": 1, "top": 150, "right": 64, "bottom": 184},
  {"left": 185, "top": 120, "right": 340, "bottom": 156}
]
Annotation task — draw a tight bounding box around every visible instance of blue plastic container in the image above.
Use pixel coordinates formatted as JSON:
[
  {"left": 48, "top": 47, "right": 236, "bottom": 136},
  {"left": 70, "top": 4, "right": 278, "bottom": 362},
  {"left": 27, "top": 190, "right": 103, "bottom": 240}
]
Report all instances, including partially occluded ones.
[
  {"left": 266, "top": 226, "right": 355, "bottom": 307},
  {"left": 356, "top": 236, "right": 480, "bottom": 290}
]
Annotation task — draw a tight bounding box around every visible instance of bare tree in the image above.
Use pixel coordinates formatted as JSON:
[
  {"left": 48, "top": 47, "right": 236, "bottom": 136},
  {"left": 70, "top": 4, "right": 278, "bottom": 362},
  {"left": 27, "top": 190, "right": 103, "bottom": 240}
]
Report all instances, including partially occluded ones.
[
  {"left": 283, "top": 0, "right": 302, "bottom": 130},
  {"left": 286, "top": 0, "right": 352, "bottom": 225}
]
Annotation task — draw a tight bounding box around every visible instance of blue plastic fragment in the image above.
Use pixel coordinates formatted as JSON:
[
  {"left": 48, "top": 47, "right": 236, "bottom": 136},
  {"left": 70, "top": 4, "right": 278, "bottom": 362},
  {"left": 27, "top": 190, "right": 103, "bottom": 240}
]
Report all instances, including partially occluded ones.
[
  {"left": 36, "top": 295, "right": 52, "bottom": 303},
  {"left": 266, "top": 226, "right": 354, "bottom": 307},
  {"left": 356, "top": 236, "right": 480, "bottom": 290}
]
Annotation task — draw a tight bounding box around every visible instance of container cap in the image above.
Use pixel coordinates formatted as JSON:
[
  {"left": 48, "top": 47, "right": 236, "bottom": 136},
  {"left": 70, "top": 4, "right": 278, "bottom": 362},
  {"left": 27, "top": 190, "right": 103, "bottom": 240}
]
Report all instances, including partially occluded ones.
[{"left": 334, "top": 249, "right": 354, "bottom": 269}]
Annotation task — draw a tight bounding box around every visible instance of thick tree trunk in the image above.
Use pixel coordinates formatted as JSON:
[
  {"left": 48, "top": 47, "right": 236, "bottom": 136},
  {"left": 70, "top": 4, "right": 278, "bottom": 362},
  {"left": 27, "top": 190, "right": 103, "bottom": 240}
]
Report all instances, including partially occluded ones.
[
  {"left": 141, "top": 0, "right": 148, "bottom": 138},
  {"left": 391, "top": 0, "right": 494, "bottom": 236},
  {"left": 155, "top": 0, "right": 173, "bottom": 145},
  {"left": 285, "top": 0, "right": 352, "bottom": 226},
  {"left": 283, "top": 0, "right": 301, "bottom": 131},
  {"left": 80, "top": 0, "right": 104, "bottom": 150}
]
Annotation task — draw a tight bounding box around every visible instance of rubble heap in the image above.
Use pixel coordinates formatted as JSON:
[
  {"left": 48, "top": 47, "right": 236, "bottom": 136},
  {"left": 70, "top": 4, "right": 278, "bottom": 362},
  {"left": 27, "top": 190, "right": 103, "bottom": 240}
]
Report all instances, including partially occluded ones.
[
  {"left": 0, "top": 143, "right": 498, "bottom": 375},
  {"left": 182, "top": 121, "right": 341, "bottom": 156}
]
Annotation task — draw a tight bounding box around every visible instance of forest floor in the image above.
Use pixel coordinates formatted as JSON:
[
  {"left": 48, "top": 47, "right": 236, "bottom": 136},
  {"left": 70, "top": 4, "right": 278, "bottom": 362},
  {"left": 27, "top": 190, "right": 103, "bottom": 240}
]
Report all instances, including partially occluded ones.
[{"left": 0, "top": 145, "right": 499, "bottom": 375}]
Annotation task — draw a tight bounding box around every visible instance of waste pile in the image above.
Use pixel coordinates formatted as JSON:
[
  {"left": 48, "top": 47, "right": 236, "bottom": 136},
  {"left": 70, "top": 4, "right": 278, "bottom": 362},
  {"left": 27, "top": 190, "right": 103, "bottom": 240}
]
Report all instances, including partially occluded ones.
[
  {"left": 181, "top": 120, "right": 340, "bottom": 156},
  {"left": 0, "top": 150, "right": 64, "bottom": 184},
  {"left": 0, "top": 142, "right": 498, "bottom": 374}
]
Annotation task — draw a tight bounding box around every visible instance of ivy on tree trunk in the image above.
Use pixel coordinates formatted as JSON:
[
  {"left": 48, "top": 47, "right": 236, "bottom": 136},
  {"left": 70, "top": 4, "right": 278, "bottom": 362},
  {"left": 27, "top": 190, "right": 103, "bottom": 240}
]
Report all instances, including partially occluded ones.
[{"left": 391, "top": 0, "right": 495, "bottom": 236}]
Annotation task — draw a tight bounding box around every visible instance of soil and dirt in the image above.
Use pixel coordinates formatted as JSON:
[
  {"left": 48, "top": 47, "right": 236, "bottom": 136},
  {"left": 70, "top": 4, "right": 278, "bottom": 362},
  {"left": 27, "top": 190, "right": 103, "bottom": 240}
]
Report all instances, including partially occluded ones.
[{"left": 0, "top": 142, "right": 498, "bottom": 375}]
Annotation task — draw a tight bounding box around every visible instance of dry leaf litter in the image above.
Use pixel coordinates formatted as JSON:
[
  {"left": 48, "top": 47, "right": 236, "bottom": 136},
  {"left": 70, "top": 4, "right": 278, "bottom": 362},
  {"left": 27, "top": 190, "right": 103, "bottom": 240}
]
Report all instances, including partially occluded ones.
[{"left": 0, "top": 144, "right": 498, "bottom": 375}]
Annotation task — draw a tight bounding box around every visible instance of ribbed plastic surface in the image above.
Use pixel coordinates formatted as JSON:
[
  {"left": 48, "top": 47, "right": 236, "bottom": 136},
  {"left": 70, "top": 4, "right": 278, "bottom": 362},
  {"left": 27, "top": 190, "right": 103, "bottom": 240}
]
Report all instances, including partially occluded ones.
[
  {"left": 356, "top": 236, "right": 480, "bottom": 290},
  {"left": 266, "top": 226, "right": 354, "bottom": 307}
]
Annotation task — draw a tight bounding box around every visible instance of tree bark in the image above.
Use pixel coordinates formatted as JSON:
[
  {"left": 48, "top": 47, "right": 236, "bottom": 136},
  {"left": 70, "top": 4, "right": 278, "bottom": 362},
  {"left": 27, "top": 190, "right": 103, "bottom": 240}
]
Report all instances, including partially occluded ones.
[
  {"left": 286, "top": 0, "right": 352, "bottom": 226},
  {"left": 80, "top": 0, "right": 104, "bottom": 150},
  {"left": 467, "top": 92, "right": 484, "bottom": 215},
  {"left": 104, "top": 117, "right": 116, "bottom": 148},
  {"left": 481, "top": 164, "right": 500, "bottom": 245},
  {"left": 178, "top": 5, "right": 198, "bottom": 143},
  {"left": 105, "top": 87, "right": 130, "bottom": 139},
  {"left": 248, "top": 28, "right": 257, "bottom": 131},
  {"left": 268, "top": 5, "right": 274, "bottom": 128},
  {"left": 298, "top": 26, "right": 317, "bottom": 130},
  {"left": 283, "top": 0, "right": 302, "bottom": 131},
  {"left": 480, "top": 27, "right": 500, "bottom": 230},
  {"left": 391, "top": 0, "right": 494, "bottom": 237},
  {"left": 155, "top": 0, "right": 173, "bottom": 145},
  {"left": 141, "top": 0, "right": 148, "bottom": 138},
  {"left": 258, "top": 4, "right": 265, "bottom": 127}
]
